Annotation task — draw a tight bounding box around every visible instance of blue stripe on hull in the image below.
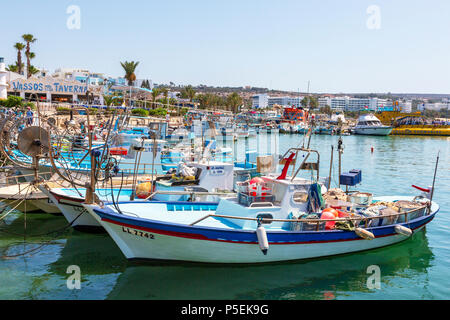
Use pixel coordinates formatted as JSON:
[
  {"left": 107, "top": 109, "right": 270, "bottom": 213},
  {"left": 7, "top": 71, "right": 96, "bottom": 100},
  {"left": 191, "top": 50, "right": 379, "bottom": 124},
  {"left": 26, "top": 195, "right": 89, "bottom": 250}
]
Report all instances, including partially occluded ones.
[{"left": 94, "top": 206, "right": 437, "bottom": 245}]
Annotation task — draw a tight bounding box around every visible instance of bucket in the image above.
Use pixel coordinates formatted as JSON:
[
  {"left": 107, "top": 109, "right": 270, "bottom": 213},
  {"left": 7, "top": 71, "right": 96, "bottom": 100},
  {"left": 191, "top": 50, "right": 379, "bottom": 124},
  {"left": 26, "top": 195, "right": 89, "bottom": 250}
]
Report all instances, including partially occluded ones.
[{"left": 349, "top": 192, "right": 373, "bottom": 206}]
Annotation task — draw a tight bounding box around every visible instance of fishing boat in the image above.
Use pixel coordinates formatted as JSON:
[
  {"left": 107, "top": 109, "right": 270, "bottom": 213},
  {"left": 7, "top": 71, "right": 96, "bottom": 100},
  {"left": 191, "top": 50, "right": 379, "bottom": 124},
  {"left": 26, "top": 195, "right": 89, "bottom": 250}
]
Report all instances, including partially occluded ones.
[
  {"left": 47, "top": 160, "right": 237, "bottom": 231},
  {"left": 81, "top": 146, "right": 439, "bottom": 264},
  {"left": 354, "top": 114, "right": 393, "bottom": 136}
]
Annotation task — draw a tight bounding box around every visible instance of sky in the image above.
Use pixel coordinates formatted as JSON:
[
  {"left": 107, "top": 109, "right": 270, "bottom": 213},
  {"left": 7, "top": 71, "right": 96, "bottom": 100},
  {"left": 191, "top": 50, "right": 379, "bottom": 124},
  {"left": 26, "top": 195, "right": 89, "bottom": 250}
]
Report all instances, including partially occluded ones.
[{"left": 1, "top": 0, "right": 450, "bottom": 94}]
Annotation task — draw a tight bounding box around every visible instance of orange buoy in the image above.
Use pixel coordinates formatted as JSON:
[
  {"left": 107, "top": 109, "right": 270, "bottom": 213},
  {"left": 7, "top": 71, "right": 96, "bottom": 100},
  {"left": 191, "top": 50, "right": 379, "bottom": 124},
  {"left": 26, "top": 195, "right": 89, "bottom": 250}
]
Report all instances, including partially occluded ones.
[
  {"left": 337, "top": 210, "right": 350, "bottom": 218},
  {"left": 322, "top": 208, "right": 339, "bottom": 218},
  {"left": 249, "top": 177, "right": 265, "bottom": 185},
  {"left": 110, "top": 147, "right": 128, "bottom": 156},
  {"left": 321, "top": 211, "right": 336, "bottom": 230}
]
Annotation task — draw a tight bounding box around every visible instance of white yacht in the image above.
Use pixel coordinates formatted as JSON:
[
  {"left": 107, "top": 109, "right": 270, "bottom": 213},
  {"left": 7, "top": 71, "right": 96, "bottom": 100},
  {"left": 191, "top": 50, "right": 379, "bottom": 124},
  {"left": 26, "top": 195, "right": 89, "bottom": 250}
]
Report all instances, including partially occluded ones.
[{"left": 354, "top": 114, "right": 393, "bottom": 136}]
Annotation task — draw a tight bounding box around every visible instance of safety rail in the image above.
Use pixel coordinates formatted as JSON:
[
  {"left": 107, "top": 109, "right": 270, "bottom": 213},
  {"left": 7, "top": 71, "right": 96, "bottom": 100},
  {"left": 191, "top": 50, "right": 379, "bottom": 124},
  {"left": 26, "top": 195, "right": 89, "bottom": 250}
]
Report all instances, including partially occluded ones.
[
  {"left": 189, "top": 205, "right": 429, "bottom": 228},
  {"left": 145, "top": 190, "right": 236, "bottom": 201}
]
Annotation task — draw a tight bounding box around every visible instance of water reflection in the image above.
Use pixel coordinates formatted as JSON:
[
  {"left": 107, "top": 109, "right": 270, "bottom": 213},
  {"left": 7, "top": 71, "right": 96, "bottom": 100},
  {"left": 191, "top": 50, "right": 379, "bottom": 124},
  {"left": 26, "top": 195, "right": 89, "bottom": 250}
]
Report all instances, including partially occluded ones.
[{"left": 106, "top": 230, "right": 434, "bottom": 300}]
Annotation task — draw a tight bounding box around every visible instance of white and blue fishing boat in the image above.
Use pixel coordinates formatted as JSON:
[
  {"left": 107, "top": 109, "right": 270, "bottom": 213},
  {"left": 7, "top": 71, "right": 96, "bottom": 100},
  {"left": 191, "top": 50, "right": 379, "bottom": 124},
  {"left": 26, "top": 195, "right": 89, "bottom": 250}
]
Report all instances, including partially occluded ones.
[
  {"left": 82, "top": 147, "right": 440, "bottom": 263},
  {"left": 47, "top": 160, "right": 237, "bottom": 231}
]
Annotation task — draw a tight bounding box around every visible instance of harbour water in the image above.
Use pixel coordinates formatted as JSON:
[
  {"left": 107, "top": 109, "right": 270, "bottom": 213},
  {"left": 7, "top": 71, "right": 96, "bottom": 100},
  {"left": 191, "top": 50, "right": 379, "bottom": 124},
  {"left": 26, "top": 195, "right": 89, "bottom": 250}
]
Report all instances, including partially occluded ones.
[{"left": 0, "top": 134, "right": 449, "bottom": 300}]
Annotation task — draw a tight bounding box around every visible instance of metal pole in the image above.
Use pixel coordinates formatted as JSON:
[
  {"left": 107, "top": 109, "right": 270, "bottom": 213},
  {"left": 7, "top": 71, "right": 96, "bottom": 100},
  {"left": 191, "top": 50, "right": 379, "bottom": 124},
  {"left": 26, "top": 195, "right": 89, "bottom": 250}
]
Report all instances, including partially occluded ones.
[
  {"left": 430, "top": 152, "right": 440, "bottom": 203},
  {"left": 328, "top": 145, "right": 334, "bottom": 189}
]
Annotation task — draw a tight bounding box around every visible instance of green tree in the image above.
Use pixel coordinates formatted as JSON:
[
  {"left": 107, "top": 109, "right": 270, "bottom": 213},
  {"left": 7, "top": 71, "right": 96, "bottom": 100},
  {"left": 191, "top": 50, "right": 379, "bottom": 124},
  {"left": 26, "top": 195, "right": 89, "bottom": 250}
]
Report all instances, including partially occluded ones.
[
  {"left": 6, "top": 64, "right": 19, "bottom": 72},
  {"left": 22, "top": 34, "right": 37, "bottom": 78},
  {"left": 309, "top": 96, "right": 319, "bottom": 110},
  {"left": 319, "top": 105, "right": 332, "bottom": 116},
  {"left": 103, "top": 95, "right": 116, "bottom": 107},
  {"left": 180, "top": 85, "right": 196, "bottom": 102},
  {"left": 301, "top": 96, "right": 318, "bottom": 110},
  {"left": 28, "top": 65, "right": 40, "bottom": 76},
  {"left": 120, "top": 61, "right": 140, "bottom": 86},
  {"left": 13, "top": 42, "right": 25, "bottom": 75},
  {"left": 151, "top": 88, "right": 161, "bottom": 109},
  {"left": 226, "top": 92, "right": 243, "bottom": 113}
]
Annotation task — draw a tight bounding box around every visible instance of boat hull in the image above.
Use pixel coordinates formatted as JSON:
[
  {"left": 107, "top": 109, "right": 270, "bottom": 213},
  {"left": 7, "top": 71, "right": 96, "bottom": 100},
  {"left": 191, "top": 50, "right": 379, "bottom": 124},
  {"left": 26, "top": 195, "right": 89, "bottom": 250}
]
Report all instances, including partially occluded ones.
[
  {"left": 32, "top": 199, "right": 62, "bottom": 215},
  {"left": 84, "top": 202, "right": 438, "bottom": 264},
  {"left": 354, "top": 127, "right": 393, "bottom": 136},
  {"left": 1, "top": 199, "right": 42, "bottom": 213},
  {"left": 48, "top": 190, "right": 104, "bottom": 232}
]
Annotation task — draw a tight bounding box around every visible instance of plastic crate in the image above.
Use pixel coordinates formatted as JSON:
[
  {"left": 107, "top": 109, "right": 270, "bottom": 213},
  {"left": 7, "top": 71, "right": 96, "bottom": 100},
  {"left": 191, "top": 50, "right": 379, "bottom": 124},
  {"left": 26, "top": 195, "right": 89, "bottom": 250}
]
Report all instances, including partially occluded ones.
[
  {"left": 302, "top": 221, "right": 326, "bottom": 231},
  {"left": 238, "top": 192, "right": 275, "bottom": 207},
  {"left": 349, "top": 169, "right": 362, "bottom": 184},
  {"left": 340, "top": 172, "right": 359, "bottom": 186}
]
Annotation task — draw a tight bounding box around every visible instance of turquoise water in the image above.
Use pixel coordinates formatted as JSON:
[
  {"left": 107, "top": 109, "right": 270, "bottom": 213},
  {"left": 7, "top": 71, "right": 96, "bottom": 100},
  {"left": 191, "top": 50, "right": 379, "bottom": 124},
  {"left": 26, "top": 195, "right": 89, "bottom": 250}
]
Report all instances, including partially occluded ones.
[{"left": 0, "top": 134, "right": 449, "bottom": 300}]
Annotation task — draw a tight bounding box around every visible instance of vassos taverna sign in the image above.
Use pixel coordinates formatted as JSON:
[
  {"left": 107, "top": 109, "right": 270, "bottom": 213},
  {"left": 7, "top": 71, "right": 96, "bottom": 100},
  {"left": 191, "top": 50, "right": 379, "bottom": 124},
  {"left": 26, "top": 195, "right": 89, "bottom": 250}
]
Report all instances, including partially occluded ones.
[{"left": 10, "top": 79, "right": 88, "bottom": 94}]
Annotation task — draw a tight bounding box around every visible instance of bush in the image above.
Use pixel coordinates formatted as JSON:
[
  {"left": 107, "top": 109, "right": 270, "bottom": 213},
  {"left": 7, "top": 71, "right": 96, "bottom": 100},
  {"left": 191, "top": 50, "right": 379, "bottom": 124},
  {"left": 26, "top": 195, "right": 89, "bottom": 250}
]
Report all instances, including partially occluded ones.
[
  {"left": 56, "top": 106, "right": 71, "bottom": 114},
  {"left": 2, "top": 96, "right": 23, "bottom": 108},
  {"left": 88, "top": 108, "right": 98, "bottom": 115},
  {"left": 148, "top": 107, "right": 167, "bottom": 117},
  {"left": 180, "top": 107, "right": 189, "bottom": 116},
  {"left": 131, "top": 108, "right": 149, "bottom": 117},
  {"left": 24, "top": 102, "right": 36, "bottom": 110}
]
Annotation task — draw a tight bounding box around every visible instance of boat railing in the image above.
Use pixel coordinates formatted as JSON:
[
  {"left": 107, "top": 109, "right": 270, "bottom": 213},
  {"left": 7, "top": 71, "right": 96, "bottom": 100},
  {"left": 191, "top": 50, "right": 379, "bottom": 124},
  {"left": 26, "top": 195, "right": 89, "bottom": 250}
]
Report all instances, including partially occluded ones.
[
  {"left": 145, "top": 190, "right": 236, "bottom": 201},
  {"left": 189, "top": 204, "right": 429, "bottom": 228},
  {"left": 249, "top": 202, "right": 275, "bottom": 208}
]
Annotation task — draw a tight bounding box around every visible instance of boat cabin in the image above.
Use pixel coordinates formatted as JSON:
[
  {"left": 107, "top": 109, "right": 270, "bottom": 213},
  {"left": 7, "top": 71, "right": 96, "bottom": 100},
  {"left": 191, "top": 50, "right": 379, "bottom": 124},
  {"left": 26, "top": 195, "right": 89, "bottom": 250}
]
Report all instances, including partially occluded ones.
[
  {"left": 215, "top": 175, "right": 326, "bottom": 230},
  {"left": 356, "top": 114, "right": 384, "bottom": 127}
]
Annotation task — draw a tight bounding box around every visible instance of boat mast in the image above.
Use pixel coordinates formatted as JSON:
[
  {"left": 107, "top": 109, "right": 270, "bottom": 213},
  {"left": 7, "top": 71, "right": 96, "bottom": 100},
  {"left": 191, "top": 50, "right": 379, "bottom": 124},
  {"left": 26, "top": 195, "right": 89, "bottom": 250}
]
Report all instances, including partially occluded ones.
[{"left": 429, "top": 152, "right": 440, "bottom": 203}]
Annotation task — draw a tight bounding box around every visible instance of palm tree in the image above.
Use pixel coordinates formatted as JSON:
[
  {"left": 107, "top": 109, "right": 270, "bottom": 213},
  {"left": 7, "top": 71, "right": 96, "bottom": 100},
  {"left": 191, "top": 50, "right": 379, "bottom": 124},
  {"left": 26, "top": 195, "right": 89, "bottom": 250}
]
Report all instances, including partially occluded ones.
[
  {"left": 28, "top": 65, "right": 40, "bottom": 76},
  {"left": 160, "top": 87, "right": 169, "bottom": 106},
  {"left": 22, "top": 34, "right": 37, "bottom": 78},
  {"left": 13, "top": 43, "right": 25, "bottom": 75},
  {"left": 103, "top": 95, "right": 116, "bottom": 107},
  {"left": 151, "top": 88, "right": 160, "bottom": 109},
  {"left": 120, "top": 61, "right": 140, "bottom": 86},
  {"left": 6, "top": 64, "right": 19, "bottom": 73},
  {"left": 180, "top": 85, "right": 196, "bottom": 102},
  {"left": 226, "top": 92, "right": 243, "bottom": 114}
]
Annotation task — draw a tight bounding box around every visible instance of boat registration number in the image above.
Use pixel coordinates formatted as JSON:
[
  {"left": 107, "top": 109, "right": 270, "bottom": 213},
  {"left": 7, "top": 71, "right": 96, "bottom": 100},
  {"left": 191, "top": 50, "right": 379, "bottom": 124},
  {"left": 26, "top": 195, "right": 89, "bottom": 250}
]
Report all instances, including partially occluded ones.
[{"left": 122, "top": 227, "right": 155, "bottom": 239}]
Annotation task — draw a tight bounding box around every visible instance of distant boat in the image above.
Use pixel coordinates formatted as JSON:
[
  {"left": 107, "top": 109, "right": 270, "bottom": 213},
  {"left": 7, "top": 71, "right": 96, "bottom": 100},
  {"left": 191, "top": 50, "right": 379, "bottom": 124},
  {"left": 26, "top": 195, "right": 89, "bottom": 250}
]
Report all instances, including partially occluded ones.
[{"left": 354, "top": 114, "right": 393, "bottom": 136}]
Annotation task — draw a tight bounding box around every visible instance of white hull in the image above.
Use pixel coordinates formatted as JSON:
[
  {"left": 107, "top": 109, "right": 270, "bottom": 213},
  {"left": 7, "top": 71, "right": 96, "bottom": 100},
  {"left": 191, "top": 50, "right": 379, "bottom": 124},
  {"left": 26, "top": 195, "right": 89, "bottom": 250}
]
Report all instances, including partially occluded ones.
[
  {"left": 354, "top": 126, "right": 393, "bottom": 136},
  {"left": 48, "top": 191, "right": 102, "bottom": 230},
  {"left": 1, "top": 199, "right": 42, "bottom": 213},
  {"left": 83, "top": 204, "right": 425, "bottom": 264},
  {"left": 33, "top": 199, "right": 61, "bottom": 214}
]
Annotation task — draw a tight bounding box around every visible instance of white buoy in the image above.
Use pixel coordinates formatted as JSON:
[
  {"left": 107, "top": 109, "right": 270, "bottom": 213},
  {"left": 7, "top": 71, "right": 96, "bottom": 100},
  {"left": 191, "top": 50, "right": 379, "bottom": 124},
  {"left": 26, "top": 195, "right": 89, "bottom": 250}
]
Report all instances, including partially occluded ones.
[
  {"left": 395, "top": 225, "right": 413, "bottom": 236},
  {"left": 256, "top": 225, "right": 269, "bottom": 255},
  {"left": 355, "top": 228, "right": 375, "bottom": 240}
]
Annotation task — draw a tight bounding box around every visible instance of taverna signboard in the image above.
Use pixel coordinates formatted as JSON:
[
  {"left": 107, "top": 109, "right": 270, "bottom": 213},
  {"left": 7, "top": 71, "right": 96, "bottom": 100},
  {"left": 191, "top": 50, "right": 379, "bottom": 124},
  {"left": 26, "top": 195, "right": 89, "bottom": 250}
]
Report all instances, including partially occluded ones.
[{"left": 8, "top": 77, "right": 100, "bottom": 94}]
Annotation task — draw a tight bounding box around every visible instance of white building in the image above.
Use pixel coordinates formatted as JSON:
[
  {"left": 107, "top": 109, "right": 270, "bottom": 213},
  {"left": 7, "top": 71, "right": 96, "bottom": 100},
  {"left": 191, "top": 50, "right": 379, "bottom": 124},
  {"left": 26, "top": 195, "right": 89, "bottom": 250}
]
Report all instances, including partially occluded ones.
[
  {"left": 330, "top": 97, "right": 348, "bottom": 112},
  {"left": 318, "top": 97, "right": 331, "bottom": 109},
  {"left": 346, "top": 98, "right": 376, "bottom": 112},
  {"left": 0, "top": 58, "right": 7, "bottom": 99},
  {"left": 53, "top": 68, "right": 105, "bottom": 85},
  {"left": 319, "top": 96, "right": 398, "bottom": 112},
  {"left": 252, "top": 94, "right": 269, "bottom": 109},
  {"left": 418, "top": 102, "right": 450, "bottom": 111},
  {"left": 268, "top": 96, "right": 303, "bottom": 108}
]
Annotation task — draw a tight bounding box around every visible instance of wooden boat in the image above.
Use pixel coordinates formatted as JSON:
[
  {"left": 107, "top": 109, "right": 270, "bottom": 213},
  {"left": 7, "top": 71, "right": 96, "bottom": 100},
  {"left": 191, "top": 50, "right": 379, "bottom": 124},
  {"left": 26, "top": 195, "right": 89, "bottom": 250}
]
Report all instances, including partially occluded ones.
[
  {"left": 0, "top": 183, "right": 60, "bottom": 214},
  {"left": 83, "top": 183, "right": 437, "bottom": 264},
  {"left": 47, "top": 161, "right": 237, "bottom": 231},
  {"left": 80, "top": 147, "right": 439, "bottom": 264}
]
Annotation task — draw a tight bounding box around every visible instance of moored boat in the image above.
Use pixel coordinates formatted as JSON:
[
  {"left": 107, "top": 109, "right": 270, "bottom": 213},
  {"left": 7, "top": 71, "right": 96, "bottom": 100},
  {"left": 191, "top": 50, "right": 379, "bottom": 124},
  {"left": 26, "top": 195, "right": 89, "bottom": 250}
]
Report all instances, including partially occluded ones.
[
  {"left": 354, "top": 114, "right": 393, "bottom": 136},
  {"left": 81, "top": 147, "right": 440, "bottom": 264}
]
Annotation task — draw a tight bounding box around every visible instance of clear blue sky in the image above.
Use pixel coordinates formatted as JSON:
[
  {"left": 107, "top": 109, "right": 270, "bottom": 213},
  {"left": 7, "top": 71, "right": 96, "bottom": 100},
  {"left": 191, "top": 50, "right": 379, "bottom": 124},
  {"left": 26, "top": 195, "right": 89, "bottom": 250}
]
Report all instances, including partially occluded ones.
[{"left": 2, "top": 0, "right": 450, "bottom": 93}]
